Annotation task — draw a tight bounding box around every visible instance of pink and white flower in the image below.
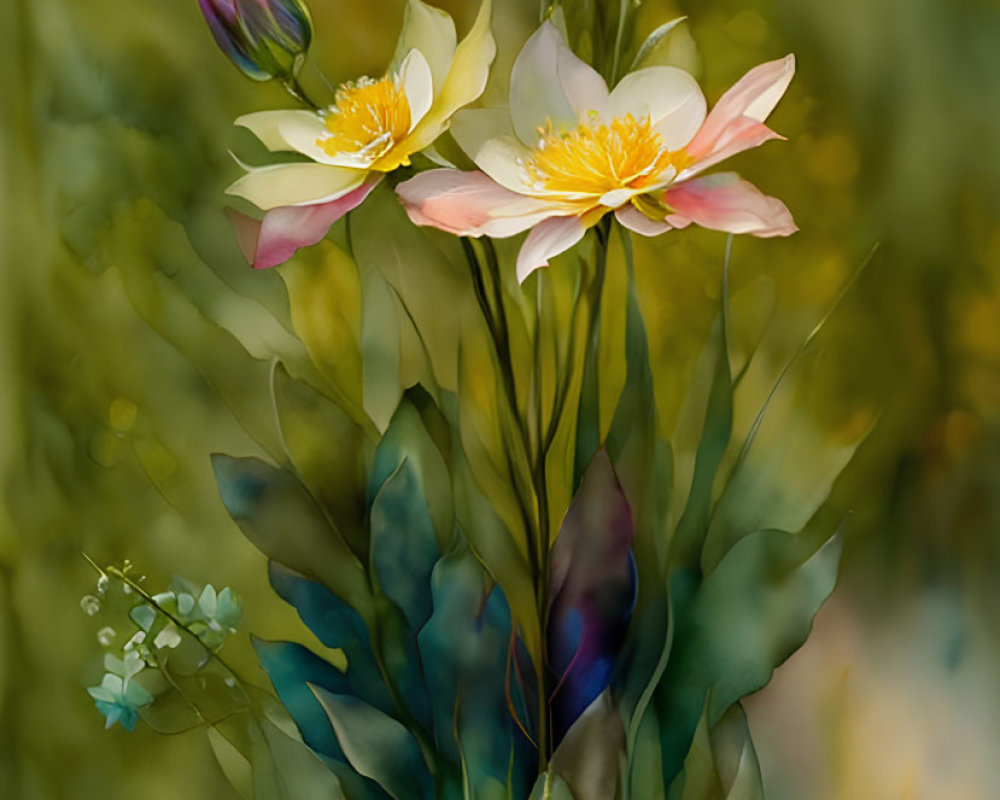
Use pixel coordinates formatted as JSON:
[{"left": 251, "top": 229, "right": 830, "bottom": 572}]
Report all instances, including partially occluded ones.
[
  {"left": 396, "top": 22, "right": 797, "bottom": 283},
  {"left": 227, "top": 0, "right": 495, "bottom": 268}
]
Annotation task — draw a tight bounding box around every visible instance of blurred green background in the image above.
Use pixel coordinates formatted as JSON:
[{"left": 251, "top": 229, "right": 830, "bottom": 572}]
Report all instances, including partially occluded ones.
[{"left": 1, "top": 0, "right": 998, "bottom": 797}]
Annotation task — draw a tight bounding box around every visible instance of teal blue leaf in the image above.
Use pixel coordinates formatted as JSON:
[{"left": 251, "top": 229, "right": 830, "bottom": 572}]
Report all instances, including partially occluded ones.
[
  {"left": 367, "top": 389, "right": 453, "bottom": 552},
  {"left": 252, "top": 637, "right": 355, "bottom": 762},
  {"left": 372, "top": 595, "right": 434, "bottom": 737},
  {"left": 211, "top": 454, "right": 373, "bottom": 621},
  {"left": 267, "top": 562, "right": 391, "bottom": 712},
  {"left": 370, "top": 459, "right": 440, "bottom": 630},
  {"left": 416, "top": 545, "right": 533, "bottom": 796},
  {"left": 415, "top": 546, "right": 488, "bottom": 762},
  {"left": 657, "top": 525, "right": 843, "bottom": 785},
  {"left": 311, "top": 686, "right": 433, "bottom": 800}
]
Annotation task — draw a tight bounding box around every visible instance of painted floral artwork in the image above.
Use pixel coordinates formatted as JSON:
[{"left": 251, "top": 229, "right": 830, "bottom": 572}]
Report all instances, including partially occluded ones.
[{"left": 2, "top": 0, "right": 999, "bottom": 798}]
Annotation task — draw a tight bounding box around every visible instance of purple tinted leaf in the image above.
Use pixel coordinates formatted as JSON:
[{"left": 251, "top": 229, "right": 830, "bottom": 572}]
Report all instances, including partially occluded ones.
[{"left": 548, "top": 450, "right": 637, "bottom": 744}]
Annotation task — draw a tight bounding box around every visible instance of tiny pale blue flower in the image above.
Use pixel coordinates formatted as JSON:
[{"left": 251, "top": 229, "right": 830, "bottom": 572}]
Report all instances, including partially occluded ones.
[
  {"left": 88, "top": 673, "right": 154, "bottom": 731},
  {"left": 214, "top": 587, "right": 242, "bottom": 630}
]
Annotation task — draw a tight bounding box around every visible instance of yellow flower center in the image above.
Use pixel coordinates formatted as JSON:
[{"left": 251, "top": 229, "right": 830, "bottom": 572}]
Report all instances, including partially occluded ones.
[
  {"left": 524, "top": 114, "right": 693, "bottom": 199},
  {"left": 317, "top": 75, "right": 411, "bottom": 162}
]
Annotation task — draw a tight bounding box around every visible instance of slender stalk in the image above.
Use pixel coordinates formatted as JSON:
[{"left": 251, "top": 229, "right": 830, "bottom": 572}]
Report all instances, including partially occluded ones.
[
  {"left": 463, "top": 238, "right": 559, "bottom": 766},
  {"left": 462, "top": 230, "right": 611, "bottom": 767},
  {"left": 610, "top": 0, "right": 630, "bottom": 84},
  {"left": 282, "top": 74, "right": 323, "bottom": 110}
]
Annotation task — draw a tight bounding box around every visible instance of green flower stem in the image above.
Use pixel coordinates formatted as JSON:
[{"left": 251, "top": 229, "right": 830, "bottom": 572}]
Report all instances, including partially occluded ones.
[
  {"left": 462, "top": 237, "right": 557, "bottom": 764},
  {"left": 610, "top": 0, "right": 630, "bottom": 84},
  {"left": 461, "top": 226, "right": 613, "bottom": 767},
  {"left": 282, "top": 74, "right": 323, "bottom": 110},
  {"left": 461, "top": 239, "right": 538, "bottom": 563}
]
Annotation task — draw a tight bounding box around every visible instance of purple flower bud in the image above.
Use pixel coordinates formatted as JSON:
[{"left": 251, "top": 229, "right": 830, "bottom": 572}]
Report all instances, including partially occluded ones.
[{"left": 198, "top": 0, "right": 313, "bottom": 82}]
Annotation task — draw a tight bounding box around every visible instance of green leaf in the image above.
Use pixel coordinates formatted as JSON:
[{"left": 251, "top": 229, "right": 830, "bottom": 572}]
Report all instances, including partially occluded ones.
[
  {"left": 667, "top": 702, "right": 764, "bottom": 800},
  {"left": 208, "top": 725, "right": 254, "bottom": 800},
  {"left": 211, "top": 454, "right": 373, "bottom": 622},
  {"left": 271, "top": 363, "right": 371, "bottom": 561},
  {"left": 361, "top": 264, "right": 403, "bottom": 433},
  {"left": 352, "top": 186, "right": 468, "bottom": 394},
  {"left": 668, "top": 308, "right": 733, "bottom": 571},
  {"left": 528, "top": 770, "right": 575, "bottom": 800},
  {"left": 548, "top": 693, "right": 624, "bottom": 800},
  {"left": 369, "top": 459, "right": 440, "bottom": 630},
  {"left": 311, "top": 686, "right": 433, "bottom": 800},
  {"left": 629, "top": 17, "right": 688, "bottom": 72},
  {"left": 258, "top": 716, "right": 348, "bottom": 800},
  {"left": 657, "top": 524, "right": 843, "bottom": 785},
  {"left": 368, "top": 390, "right": 453, "bottom": 553},
  {"left": 278, "top": 241, "right": 375, "bottom": 437}
]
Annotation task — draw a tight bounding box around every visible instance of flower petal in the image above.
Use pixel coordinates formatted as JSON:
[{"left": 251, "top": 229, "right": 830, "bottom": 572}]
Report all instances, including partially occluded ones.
[
  {"left": 396, "top": 169, "right": 560, "bottom": 237},
  {"left": 608, "top": 66, "right": 706, "bottom": 149},
  {"left": 516, "top": 214, "right": 588, "bottom": 283},
  {"left": 686, "top": 55, "right": 795, "bottom": 163},
  {"left": 400, "top": 48, "right": 434, "bottom": 130},
  {"left": 230, "top": 179, "right": 381, "bottom": 269},
  {"left": 391, "top": 0, "right": 457, "bottom": 93},
  {"left": 389, "top": 0, "right": 495, "bottom": 163},
  {"left": 474, "top": 135, "right": 597, "bottom": 202},
  {"left": 236, "top": 109, "right": 323, "bottom": 152},
  {"left": 473, "top": 135, "right": 535, "bottom": 193},
  {"left": 664, "top": 172, "right": 797, "bottom": 237},
  {"left": 508, "top": 22, "right": 578, "bottom": 145},
  {"left": 615, "top": 204, "right": 672, "bottom": 237},
  {"left": 271, "top": 112, "right": 376, "bottom": 168},
  {"left": 555, "top": 32, "right": 610, "bottom": 122},
  {"left": 679, "top": 117, "right": 782, "bottom": 179},
  {"left": 450, "top": 107, "right": 514, "bottom": 160},
  {"left": 226, "top": 162, "right": 366, "bottom": 210}
]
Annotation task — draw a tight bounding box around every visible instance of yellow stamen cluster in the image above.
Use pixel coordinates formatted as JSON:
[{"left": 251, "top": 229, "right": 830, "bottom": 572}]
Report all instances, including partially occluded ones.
[
  {"left": 524, "top": 114, "right": 693, "bottom": 198},
  {"left": 318, "top": 75, "right": 411, "bottom": 161}
]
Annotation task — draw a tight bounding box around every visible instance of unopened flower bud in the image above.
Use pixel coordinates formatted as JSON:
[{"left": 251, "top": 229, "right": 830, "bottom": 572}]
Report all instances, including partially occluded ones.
[{"left": 198, "top": 0, "right": 313, "bottom": 82}]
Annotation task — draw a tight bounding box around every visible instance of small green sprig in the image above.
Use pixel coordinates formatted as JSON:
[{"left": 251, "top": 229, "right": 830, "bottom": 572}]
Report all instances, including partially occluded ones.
[{"left": 82, "top": 554, "right": 246, "bottom": 732}]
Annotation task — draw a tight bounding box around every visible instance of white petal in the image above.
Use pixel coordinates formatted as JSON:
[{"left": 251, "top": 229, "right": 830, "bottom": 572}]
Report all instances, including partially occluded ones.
[
  {"left": 272, "top": 113, "right": 373, "bottom": 167},
  {"left": 236, "top": 110, "right": 323, "bottom": 152},
  {"left": 473, "top": 135, "right": 536, "bottom": 194},
  {"left": 400, "top": 48, "right": 434, "bottom": 130},
  {"left": 515, "top": 214, "right": 588, "bottom": 283},
  {"left": 473, "top": 135, "right": 591, "bottom": 202},
  {"left": 615, "top": 204, "right": 672, "bottom": 236},
  {"left": 391, "top": 0, "right": 457, "bottom": 93},
  {"left": 388, "top": 0, "right": 495, "bottom": 161},
  {"left": 555, "top": 33, "right": 609, "bottom": 121},
  {"left": 450, "top": 107, "right": 514, "bottom": 160},
  {"left": 226, "top": 162, "right": 367, "bottom": 210},
  {"left": 608, "top": 66, "right": 706, "bottom": 149},
  {"left": 508, "top": 22, "right": 577, "bottom": 145},
  {"left": 600, "top": 188, "right": 636, "bottom": 208}
]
